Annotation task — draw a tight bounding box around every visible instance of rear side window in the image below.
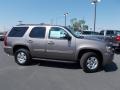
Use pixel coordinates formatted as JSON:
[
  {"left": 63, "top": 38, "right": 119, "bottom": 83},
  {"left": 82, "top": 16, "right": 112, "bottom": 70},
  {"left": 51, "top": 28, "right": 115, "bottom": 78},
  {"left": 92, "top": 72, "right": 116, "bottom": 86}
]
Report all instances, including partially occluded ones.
[
  {"left": 29, "top": 27, "right": 46, "bottom": 38},
  {"left": 8, "top": 27, "right": 28, "bottom": 37}
]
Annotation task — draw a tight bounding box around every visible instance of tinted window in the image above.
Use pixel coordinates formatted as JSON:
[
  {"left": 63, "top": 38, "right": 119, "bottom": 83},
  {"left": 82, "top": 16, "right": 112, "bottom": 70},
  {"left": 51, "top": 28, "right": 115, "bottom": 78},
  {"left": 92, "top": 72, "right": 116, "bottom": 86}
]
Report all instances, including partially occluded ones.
[
  {"left": 49, "top": 27, "right": 67, "bottom": 39},
  {"left": 106, "top": 31, "right": 114, "bottom": 36},
  {"left": 93, "top": 32, "right": 99, "bottom": 35},
  {"left": 82, "top": 31, "right": 99, "bottom": 35},
  {"left": 8, "top": 27, "right": 28, "bottom": 37},
  {"left": 82, "top": 31, "right": 91, "bottom": 35},
  {"left": 29, "top": 27, "right": 46, "bottom": 38},
  {"left": 116, "top": 31, "right": 120, "bottom": 35},
  {"left": 82, "top": 31, "right": 94, "bottom": 35},
  {"left": 100, "top": 31, "right": 104, "bottom": 35}
]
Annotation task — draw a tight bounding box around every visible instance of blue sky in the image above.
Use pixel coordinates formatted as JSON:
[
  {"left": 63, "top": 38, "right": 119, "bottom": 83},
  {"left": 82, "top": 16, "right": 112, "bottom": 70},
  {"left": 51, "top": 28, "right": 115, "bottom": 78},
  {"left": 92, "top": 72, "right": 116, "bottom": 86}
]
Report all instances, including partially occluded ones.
[{"left": 0, "top": 0, "right": 120, "bottom": 31}]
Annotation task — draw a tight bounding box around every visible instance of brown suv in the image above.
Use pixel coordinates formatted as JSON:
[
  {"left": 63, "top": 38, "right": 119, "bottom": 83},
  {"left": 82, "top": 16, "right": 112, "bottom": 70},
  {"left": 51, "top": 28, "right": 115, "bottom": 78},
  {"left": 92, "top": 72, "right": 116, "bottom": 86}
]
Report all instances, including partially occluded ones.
[{"left": 4, "top": 24, "right": 114, "bottom": 73}]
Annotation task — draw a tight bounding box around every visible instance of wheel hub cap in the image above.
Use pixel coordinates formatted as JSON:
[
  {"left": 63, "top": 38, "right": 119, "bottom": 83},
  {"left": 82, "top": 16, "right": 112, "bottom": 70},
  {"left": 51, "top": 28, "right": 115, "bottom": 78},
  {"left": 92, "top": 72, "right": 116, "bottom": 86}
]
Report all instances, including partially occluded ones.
[
  {"left": 17, "top": 52, "right": 27, "bottom": 64},
  {"left": 86, "top": 57, "right": 98, "bottom": 70}
]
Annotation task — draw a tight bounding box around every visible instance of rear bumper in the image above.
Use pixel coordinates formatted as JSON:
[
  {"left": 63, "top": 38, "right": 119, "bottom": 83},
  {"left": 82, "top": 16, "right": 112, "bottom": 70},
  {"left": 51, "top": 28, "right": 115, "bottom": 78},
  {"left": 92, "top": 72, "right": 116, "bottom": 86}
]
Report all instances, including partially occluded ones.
[{"left": 4, "top": 46, "right": 13, "bottom": 55}]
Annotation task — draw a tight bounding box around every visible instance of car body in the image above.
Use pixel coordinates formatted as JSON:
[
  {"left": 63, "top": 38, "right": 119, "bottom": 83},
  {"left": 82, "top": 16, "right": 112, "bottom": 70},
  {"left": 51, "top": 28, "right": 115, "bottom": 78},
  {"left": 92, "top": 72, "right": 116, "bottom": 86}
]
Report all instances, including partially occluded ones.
[{"left": 4, "top": 24, "right": 114, "bottom": 73}]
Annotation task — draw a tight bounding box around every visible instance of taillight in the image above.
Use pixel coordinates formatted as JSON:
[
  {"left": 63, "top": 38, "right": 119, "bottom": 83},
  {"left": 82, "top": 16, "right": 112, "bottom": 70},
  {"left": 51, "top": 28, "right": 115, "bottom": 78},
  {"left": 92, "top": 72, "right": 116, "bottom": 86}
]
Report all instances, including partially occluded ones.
[
  {"left": 116, "top": 36, "right": 120, "bottom": 41},
  {"left": 4, "top": 33, "right": 7, "bottom": 46}
]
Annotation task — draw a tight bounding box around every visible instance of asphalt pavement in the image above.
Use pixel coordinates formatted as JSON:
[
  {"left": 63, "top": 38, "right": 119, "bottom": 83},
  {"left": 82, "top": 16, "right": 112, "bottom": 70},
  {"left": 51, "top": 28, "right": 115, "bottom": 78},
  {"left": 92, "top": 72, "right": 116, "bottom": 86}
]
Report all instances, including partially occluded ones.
[{"left": 0, "top": 42, "right": 120, "bottom": 90}]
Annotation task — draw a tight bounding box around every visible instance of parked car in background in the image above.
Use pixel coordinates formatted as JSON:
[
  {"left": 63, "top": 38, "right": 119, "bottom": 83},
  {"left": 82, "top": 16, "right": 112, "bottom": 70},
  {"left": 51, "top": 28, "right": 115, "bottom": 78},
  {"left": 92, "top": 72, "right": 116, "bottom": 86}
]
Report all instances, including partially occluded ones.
[
  {"left": 4, "top": 24, "right": 114, "bottom": 73},
  {"left": 100, "top": 30, "right": 120, "bottom": 52},
  {"left": 0, "top": 32, "right": 5, "bottom": 41},
  {"left": 74, "top": 30, "right": 99, "bottom": 38},
  {"left": 99, "top": 30, "right": 120, "bottom": 36},
  {"left": 82, "top": 30, "right": 99, "bottom": 35},
  {"left": 78, "top": 30, "right": 120, "bottom": 52}
]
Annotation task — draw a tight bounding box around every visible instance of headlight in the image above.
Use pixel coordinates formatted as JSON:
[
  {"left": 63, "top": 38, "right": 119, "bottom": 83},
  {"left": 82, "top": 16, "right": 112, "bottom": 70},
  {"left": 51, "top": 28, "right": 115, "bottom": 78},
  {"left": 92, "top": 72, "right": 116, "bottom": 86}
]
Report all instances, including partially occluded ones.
[{"left": 106, "top": 45, "right": 112, "bottom": 53}]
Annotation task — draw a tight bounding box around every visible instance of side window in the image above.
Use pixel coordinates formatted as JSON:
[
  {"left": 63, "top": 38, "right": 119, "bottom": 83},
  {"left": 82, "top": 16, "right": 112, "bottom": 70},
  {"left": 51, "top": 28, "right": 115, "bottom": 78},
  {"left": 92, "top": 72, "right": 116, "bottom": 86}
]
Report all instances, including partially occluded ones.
[
  {"left": 49, "top": 27, "right": 67, "bottom": 39},
  {"left": 106, "top": 31, "right": 114, "bottom": 36},
  {"left": 29, "top": 27, "right": 46, "bottom": 38},
  {"left": 8, "top": 27, "right": 28, "bottom": 37}
]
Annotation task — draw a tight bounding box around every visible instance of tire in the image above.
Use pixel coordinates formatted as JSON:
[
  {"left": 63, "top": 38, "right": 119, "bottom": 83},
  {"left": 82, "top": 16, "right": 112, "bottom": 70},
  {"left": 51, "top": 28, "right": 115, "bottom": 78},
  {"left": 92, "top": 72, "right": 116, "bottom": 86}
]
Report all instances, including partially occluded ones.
[
  {"left": 80, "top": 52, "right": 101, "bottom": 73},
  {"left": 14, "top": 49, "right": 31, "bottom": 65}
]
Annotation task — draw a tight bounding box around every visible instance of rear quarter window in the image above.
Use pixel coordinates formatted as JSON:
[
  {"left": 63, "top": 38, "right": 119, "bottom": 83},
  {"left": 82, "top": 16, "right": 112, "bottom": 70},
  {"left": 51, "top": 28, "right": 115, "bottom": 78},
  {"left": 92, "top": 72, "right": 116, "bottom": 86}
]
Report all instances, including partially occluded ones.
[{"left": 8, "top": 27, "right": 28, "bottom": 37}]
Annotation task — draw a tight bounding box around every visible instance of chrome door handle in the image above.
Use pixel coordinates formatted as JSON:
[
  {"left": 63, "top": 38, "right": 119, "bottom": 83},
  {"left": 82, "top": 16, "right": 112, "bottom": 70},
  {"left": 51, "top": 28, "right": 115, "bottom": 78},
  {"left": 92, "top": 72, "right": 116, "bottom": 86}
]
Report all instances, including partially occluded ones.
[
  {"left": 27, "top": 40, "right": 33, "bottom": 43},
  {"left": 48, "top": 41, "right": 54, "bottom": 45}
]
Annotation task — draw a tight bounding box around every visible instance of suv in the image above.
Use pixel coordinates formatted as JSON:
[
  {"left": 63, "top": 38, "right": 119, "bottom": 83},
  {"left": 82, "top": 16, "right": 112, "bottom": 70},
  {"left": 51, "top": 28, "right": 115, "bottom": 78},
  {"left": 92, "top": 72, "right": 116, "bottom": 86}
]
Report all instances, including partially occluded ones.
[{"left": 4, "top": 24, "right": 114, "bottom": 73}]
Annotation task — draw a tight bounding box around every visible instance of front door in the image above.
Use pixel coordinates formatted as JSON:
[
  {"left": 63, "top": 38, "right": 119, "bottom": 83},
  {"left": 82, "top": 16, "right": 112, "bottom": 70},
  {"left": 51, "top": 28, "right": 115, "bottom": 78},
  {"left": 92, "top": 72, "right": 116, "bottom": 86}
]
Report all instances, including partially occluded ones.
[{"left": 46, "top": 27, "right": 76, "bottom": 61}]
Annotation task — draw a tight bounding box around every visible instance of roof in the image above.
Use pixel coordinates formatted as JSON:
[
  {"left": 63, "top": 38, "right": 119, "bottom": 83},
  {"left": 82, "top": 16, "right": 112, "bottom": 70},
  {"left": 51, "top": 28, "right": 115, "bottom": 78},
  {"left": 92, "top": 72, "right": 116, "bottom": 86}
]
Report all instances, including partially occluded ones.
[
  {"left": 101, "top": 30, "right": 120, "bottom": 31},
  {"left": 16, "top": 24, "right": 64, "bottom": 27}
]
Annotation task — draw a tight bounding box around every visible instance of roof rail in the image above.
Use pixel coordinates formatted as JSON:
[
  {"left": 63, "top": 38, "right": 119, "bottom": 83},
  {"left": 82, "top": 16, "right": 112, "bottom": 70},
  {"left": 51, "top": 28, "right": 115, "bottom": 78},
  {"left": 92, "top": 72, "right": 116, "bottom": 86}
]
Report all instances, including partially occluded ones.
[{"left": 16, "top": 23, "right": 51, "bottom": 26}]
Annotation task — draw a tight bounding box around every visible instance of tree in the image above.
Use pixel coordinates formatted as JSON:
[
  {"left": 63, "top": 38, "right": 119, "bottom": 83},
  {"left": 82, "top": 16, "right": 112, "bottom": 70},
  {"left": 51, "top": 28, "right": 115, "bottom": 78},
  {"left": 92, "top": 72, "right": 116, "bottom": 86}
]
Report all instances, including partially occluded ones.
[
  {"left": 70, "top": 18, "right": 88, "bottom": 31},
  {"left": 83, "top": 25, "right": 88, "bottom": 30},
  {"left": 70, "top": 18, "right": 81, "bottom": 31}
]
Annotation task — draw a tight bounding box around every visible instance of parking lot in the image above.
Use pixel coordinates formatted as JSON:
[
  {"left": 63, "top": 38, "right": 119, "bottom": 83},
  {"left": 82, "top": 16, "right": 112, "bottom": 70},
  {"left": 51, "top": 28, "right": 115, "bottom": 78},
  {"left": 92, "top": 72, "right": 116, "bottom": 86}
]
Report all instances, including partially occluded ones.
[{"left": 0, "top": 41, "right": 120, "bottom": 90}]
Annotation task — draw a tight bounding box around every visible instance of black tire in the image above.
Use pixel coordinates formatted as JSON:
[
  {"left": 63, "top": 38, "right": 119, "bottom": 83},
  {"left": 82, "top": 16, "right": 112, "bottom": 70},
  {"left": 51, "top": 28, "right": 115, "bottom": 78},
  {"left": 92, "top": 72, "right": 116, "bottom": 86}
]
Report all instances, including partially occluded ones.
[
  {"left": 80, "top": 52, "right": 101, "bottom": 73},
  {"left": 14, "top": 49, "right": 31, "bottom": 65}
]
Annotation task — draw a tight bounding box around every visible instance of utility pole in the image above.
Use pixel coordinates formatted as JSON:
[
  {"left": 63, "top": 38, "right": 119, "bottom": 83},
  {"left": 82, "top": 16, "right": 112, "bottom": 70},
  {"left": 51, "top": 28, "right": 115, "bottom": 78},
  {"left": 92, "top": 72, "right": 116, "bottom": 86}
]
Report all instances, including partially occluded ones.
[
  {"left": 91, "top": 0, "right": 101, "bottom": 32},
  {"left": 64, "top": 13, "right": 69, "bottom": 27}
]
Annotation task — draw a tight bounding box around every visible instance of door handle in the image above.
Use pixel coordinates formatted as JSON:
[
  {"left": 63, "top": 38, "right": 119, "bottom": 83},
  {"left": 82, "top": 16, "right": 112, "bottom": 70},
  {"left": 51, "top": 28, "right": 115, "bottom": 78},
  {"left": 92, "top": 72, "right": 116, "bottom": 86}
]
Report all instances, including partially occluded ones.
[
  {"left": 48, "top": 41, "right": 54, "bottom": 45},
  {"left": 27, "top": 40, "right": 33, "bottom": 43}
]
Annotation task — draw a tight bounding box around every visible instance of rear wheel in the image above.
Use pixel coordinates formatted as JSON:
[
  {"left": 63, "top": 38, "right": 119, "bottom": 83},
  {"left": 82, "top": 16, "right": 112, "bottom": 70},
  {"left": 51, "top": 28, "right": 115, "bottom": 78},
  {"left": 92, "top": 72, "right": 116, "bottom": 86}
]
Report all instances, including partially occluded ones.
[
  {"left": 14, "top": 49, "right": 31, "bottom": 65},
  {"left": 80, "top": 52, "right": 101, "bottom": 73}
]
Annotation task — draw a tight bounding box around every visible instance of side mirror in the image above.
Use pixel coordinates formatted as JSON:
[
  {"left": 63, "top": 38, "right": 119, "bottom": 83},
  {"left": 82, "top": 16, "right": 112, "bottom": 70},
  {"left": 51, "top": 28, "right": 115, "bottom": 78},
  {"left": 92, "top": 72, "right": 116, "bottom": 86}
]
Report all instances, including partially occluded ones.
[{"left": 66, "top": 34, "right": 71, "bottom": 41}]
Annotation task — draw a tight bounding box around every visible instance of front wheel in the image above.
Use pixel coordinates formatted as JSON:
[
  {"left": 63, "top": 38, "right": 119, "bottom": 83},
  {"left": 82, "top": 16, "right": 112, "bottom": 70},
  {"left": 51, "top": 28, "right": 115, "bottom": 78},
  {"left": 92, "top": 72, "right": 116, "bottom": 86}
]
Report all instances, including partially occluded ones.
[
  {"left": 80, "top": 52, "right": 101, "bottom": 73},
  {"left": 14, "top": 49, "right": 31, "bottom": 65}
]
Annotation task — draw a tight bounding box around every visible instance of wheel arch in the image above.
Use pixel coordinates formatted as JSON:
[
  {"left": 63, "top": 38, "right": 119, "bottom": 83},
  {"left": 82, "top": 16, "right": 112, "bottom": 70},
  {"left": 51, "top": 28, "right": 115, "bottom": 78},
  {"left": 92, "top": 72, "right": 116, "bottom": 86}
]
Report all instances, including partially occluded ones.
[
  {"left": 77, "top": 49, "right": 103, "bottom": 63},
  {"left": 13, "top": 45, "right": 30, "bottom": 54}
]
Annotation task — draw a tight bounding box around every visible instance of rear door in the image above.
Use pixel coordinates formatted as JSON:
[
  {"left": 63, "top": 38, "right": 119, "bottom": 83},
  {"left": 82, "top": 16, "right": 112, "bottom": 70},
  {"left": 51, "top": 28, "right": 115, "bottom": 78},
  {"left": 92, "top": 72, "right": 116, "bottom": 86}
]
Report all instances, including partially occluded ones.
[{"left": 28, "top": 27, "right": 46, "bottom": 58}]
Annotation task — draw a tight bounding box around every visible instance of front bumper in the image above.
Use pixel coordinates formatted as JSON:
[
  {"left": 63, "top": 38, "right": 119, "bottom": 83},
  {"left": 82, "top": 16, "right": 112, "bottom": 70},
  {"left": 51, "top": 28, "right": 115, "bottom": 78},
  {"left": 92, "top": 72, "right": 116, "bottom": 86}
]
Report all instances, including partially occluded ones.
[{"left": 102, "top": 52, "right": 114, "bottom": 66}]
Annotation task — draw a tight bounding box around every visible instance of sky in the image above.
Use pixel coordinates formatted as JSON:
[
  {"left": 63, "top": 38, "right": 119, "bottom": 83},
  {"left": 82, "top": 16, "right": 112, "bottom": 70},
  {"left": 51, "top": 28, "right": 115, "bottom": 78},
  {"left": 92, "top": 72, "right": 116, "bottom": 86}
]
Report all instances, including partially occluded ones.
[{"left": 0, "top": 0, "right": 120, "bottom": 31}]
